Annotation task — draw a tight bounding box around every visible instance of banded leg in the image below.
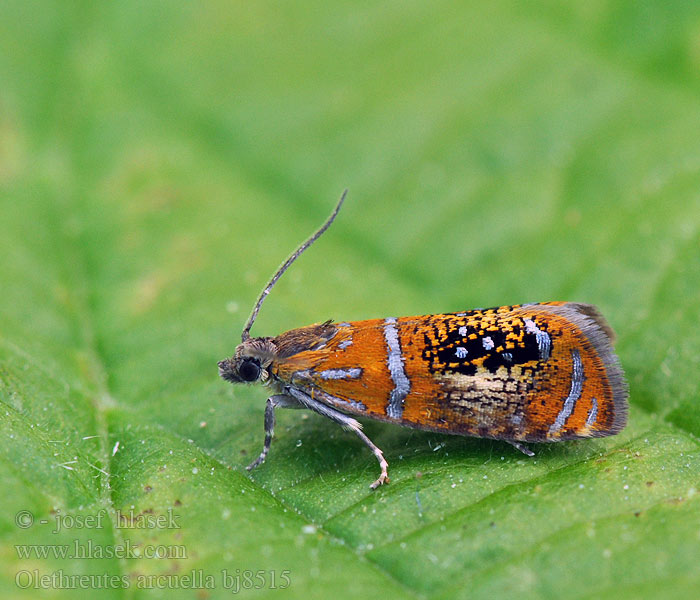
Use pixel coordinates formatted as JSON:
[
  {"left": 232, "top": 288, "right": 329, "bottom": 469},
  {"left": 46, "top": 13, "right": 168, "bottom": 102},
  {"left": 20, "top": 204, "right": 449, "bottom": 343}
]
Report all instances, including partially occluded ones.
[
  {"left": 286, "top": 387, "right": 389, "bottom": 489},
  {"left": 247, "top": 394, "right": 298, "bottom": 471},
  {"left": 506, "top": 440, "right": 535, "bottom": 457}
]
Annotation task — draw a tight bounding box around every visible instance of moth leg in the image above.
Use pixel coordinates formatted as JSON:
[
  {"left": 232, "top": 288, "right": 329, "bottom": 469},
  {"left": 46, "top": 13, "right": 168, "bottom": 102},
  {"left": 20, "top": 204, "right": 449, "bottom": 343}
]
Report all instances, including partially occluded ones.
[
  {"left": 286, "top": 387, "right": 389, "bottom": 489},
  {"left": 247, "top": 394, "right": 298, "bottom": 471},
  {"left": 356, "top": 428, "right": 390, "bottom": 490},
  {"left": 506, "top": 440, "right": 535, "bottom": 457}
]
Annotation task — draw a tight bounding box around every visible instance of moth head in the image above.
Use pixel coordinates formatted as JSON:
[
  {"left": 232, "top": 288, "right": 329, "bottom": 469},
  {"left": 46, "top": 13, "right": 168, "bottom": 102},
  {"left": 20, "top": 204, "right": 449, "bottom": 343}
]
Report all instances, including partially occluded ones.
[
  {"left": 218, "top": 190, "right": 346, "bottom": 386},
  {"left": 218, "top": 338, "right": 276, "bottom": 385}
]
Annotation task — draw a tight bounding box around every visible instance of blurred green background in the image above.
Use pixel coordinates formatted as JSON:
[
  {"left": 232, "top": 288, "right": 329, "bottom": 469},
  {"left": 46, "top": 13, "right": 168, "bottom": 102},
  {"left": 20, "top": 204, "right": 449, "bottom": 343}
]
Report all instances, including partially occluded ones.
[{"left": 2, "top": 1, "right": 700, "bottom": 598}]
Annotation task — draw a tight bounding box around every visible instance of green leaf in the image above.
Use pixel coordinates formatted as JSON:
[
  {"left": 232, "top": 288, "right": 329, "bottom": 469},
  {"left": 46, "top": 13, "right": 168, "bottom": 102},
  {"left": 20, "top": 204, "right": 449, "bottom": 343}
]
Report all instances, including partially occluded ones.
[{"left": 2, "top": 1, "right": 700, "bottom": 598}]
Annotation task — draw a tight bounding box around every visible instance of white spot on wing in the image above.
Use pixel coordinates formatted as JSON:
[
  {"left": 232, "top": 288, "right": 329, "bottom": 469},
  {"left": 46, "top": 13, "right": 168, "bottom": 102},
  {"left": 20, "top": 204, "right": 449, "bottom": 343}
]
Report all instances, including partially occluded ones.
[
  {"left": 586, "top": 398, "right": 598, "bottom": 428},
  {"left": 524, "top": 318, "right": 551, "bottom": 361},
  {"left": 318, "top": 368, "right": 362, "bottom": 380},
  {"left": 482, "top": 336, "right": 494, "bottom": 350},
  {"left": 549, "top": 349, "right": 584, "bottom": 435},
  {"left": 455, "top": 347, "right": 468, "bottom": 359},
  {"left": 384, "top": 317, "right": 410, "bottom": 419}
]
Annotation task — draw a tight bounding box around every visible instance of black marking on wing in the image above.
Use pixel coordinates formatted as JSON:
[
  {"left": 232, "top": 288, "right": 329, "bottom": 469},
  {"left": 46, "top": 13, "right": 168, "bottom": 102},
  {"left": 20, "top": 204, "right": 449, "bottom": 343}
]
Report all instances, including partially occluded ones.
[{"left": 422, "top": 321, "right": 547, "bottom": 376}]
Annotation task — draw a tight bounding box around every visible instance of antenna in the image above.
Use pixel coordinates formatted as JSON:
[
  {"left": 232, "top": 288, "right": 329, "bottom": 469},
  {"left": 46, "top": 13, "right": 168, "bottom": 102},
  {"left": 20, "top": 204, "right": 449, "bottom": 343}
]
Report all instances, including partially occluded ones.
[{"left": 241, "top": 189, "right": 348, "bottom": 341}]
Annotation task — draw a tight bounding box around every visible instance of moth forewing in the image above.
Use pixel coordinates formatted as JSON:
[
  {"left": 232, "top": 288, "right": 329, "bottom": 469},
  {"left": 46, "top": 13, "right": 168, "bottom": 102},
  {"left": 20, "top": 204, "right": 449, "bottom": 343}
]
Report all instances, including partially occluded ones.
[{"left": 269, "top": 303, "right": 627, "bottom": 443}]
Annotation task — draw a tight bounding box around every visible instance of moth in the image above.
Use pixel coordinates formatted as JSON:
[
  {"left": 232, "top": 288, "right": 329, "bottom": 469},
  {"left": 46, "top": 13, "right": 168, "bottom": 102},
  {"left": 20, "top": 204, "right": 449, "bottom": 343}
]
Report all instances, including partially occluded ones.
[{"left": 218, "top": 191, "right": 628, "bottom": 488}]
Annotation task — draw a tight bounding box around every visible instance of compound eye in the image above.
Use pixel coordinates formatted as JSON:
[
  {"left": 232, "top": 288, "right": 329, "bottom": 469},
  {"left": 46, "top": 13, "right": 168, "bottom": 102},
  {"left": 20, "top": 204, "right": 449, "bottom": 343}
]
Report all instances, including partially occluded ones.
[{"left": 238, "top": 359, "right": 261, "bottom": 382}]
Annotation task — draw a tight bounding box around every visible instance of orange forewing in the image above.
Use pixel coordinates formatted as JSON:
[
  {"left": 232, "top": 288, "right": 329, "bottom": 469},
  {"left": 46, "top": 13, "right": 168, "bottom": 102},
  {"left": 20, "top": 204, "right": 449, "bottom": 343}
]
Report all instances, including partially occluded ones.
[{"left": 272, "top": 302, "right": 627, "bottom": 443}]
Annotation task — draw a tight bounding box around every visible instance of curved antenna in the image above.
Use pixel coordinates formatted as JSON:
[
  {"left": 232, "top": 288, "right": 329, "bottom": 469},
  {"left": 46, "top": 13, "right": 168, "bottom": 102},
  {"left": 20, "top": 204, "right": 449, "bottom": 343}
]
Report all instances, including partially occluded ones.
[{"left": 241, "top": 189, "right": 348, "bottom": 341}]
